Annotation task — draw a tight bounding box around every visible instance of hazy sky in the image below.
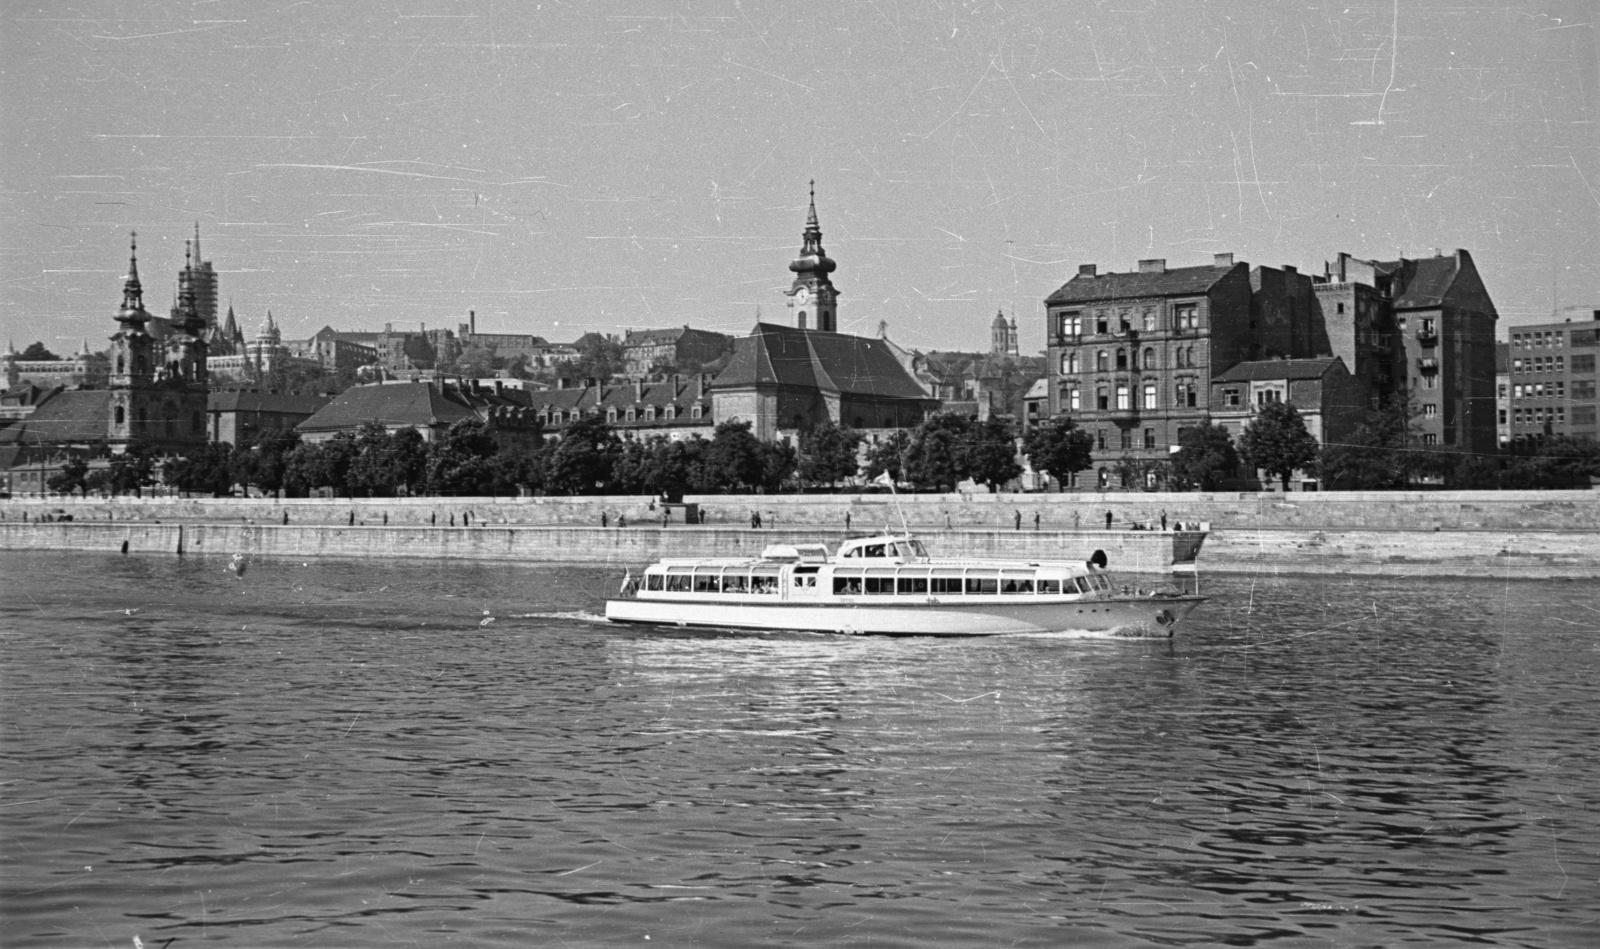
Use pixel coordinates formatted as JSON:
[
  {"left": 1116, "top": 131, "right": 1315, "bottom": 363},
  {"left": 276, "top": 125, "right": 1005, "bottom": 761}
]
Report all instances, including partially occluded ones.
[{"left": 2, "top": 0, "right": 1594, "bottom": 358}]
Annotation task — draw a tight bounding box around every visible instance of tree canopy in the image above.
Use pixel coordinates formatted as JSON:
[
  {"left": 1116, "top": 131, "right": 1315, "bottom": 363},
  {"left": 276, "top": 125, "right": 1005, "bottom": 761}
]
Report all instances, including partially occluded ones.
[
  {"left": 797, "top": 420, "right": 862, "bottom": 487},
  {"left": 1170, "top": 422, "right": 1239, "bottom": 491},
  {"left": 1022, "top": 416, "right": 1094, "bottom": 490},
  {"left": 1239, "top": 401, "right": 1320, "bottom": 490}
]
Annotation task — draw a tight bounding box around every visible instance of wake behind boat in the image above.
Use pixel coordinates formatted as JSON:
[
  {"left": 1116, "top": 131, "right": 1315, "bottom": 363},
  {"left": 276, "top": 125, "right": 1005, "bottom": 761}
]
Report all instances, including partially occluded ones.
[{"left": 604, "top": 531, "right": 1207, "bottom": 637}]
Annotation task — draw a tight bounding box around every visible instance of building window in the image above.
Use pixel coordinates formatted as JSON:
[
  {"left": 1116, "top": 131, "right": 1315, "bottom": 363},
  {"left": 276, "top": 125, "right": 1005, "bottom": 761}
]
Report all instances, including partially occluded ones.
[
  {"left": 1062, "top": 352, "right": 1078, "bottom": 374},
  {"left": 1422, "top": 375, "right": 1438, "bottom": 390},
  {"left": 1120, "top": 429, "right": 1132, "bottom": 450},
  {"left": 1096, "top": 429, "right": 1107, "bottom": 450},
  {"left": 1143, "top": 428, "right": 1156, "bottom": 449},
  {"left": 1337, "top": 302, "right": 1346, "bottom": 314},
  {"left": 1096, "top": 350, "right": 1109, "bottom": 371},
  {"left": 691, "top": 404, "right": 703, "bottom": 419},
  {"left": 1422, "top": 433, "right": 1438, "bottom": 446},
  {"left": 606, "top": 409, "right": 618, "bottom": 423},
  {"left": 1143, "top": 384, "right": 1157, "bottom": 409},
  {"left": 1067, "top": 386, "right": 1080, "bottom": 412},
  {"left": 1423, "top": 403, "right": 1437, "bottom": 418},
  {"left": 1116, "top": 348, "right": 1128, "bottom": 370},
  {"left": 665, "top": 406, "right": 676, "bottom": 420},
  {"left": 644, "top": 407, "right": 656, "bottom": 421},
  {"left": 1174, "top": 303, "right": 1198, "bottom": 331},
  {"left": 1060, "top": 312, "right": 1081, "bottom": 338},
  {"left": 1224, "top": 387, "right": 1241, "bottom": 407},
  {"left": 1116, "top": 385, "right": 1130, "bottom": 410},
  {"left": 1498, "top": 409, "right": 1507, "bottom": 425},
  {"left": 115, "top": 406, "right": 124, "bottom": 425},
  {"left": 626, "top": 408, "right": 636, "bottom": 422},
  {"left": 1096, "top": 386, "right": 1109, "bottom": 410},
  {"left": 1143, "top": 309, "right": 1157, "bottom": 332},
  {"left": 1095, "top": 312, "right": 1108, "bottom": 334}
]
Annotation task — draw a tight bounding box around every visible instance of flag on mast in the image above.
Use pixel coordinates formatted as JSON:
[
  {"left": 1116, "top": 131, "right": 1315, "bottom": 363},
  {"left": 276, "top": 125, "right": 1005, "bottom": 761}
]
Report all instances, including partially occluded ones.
[{"left": 873, "top": 470, "right": 895, "bottom": 488}]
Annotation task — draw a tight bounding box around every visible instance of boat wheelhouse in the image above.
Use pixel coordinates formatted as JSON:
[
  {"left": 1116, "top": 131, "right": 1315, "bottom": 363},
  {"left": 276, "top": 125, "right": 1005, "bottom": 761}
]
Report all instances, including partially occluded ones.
[{"left": 605, "top": 532, "right": 1206, "bottom": 637}]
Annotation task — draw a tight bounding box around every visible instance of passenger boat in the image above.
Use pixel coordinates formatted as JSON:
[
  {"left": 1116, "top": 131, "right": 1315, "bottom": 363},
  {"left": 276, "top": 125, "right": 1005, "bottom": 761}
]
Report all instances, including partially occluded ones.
[{"left": 604, "top": 532, "right": 1207, "bottom": 637}]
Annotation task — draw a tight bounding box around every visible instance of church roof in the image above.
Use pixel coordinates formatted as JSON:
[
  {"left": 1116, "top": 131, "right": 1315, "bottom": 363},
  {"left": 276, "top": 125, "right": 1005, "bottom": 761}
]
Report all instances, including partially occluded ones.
[
  {"left": 0, "top": 390, "right": 112, "bottom": 445},
  {"left": 297, "top": 382, "right": 478, "bottom": 434},
  {"left": 715, "top": 323, "right": 933, "bottom": 401},
  {"left": 209, "top": 390, "right": 331, "bottom": 415}
]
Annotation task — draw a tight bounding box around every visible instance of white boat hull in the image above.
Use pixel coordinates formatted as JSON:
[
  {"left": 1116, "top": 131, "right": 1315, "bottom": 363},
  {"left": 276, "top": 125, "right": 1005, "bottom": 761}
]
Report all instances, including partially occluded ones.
[{"left": 604, "top": 594, "right": 1204, "bottom": 637}]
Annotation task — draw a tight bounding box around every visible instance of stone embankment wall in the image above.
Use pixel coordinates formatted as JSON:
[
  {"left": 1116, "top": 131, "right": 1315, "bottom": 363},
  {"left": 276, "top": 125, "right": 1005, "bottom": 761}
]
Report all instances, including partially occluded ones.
[{"left": 2, "top": 490, "right": 1597, "bottom": 531}]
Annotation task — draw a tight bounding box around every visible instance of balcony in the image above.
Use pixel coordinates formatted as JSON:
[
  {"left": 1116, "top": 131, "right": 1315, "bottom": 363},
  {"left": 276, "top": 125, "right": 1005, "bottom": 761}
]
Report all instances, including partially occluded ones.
[
  {"left": 1418, "top": 357, "right": 1439, "bottom": 373},
  {"left": 1417, "top": 330, "right": 1438, "bottom": 347}
]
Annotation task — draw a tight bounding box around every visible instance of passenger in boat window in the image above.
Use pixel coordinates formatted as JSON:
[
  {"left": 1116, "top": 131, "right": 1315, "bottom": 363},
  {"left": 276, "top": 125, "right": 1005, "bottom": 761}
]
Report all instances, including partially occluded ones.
[
  {"left": 694, "top": 575, "right": 720, "bottom": 593},
  {"left": 1017, "top": 579, "right": 1034, "bottom": 594},
  {"left": 865, "top": 544, "right": 885, "bottom": 557},
  {"left": 1038, "top": 579, "right": 1060, "bottom": 594},
  {"left": 1001, "top": 578, "right": 1019, "bottom": 594},
  {"left": 725, "top": 574, "right": 748, "bottom": 593}
]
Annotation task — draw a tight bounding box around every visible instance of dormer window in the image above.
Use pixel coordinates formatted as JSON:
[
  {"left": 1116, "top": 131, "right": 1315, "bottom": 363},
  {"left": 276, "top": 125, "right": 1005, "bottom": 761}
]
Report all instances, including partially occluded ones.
[
  {"left": 691, "top": 404, "right": 702, "bottom": 419},
  {"left": 606, "top": 408, "right": 617, "bottom": 423},
  {"left": 626, "top": 408, "right": 636, "bottom": 422},
  {"left": 645, "top": 406, "right": 656, "bottom": 421},
  {"left": 665, "top": 406, "right": 676, "bottom": 420}
]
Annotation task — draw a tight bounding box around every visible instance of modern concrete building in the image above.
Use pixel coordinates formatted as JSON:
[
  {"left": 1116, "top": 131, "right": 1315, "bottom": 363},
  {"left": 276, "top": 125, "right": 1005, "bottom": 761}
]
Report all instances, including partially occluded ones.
[{"left": 1505, "top": 307, "right": 1600, "bottom": 445}]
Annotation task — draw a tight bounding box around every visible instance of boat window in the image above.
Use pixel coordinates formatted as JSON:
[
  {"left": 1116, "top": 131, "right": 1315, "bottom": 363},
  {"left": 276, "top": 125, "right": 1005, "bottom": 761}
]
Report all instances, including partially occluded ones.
[
  {"left": 833, "top": 575, "right": 864, "bottom": 595},
  {"left": 864, "top": 543, "right": 886, "bottom": 558},
  {"left": 666, "top": 574, "right": 692, "bottom": 592},
  {"left": 909, "top": 540, "right": 928, "bottom": 558},
  {"left": 1037, "top": 578, "right": 1061, "bottom": 594},
  {"left": 1072, "top": 577, "right": 1092, "bottom": 594},
  {"left": 930, "top": 574, "right": 963, "bottom": 595},
  {"left": 864, "top": 576, "right": 894, "bottom": 594},
  {"left": 694, "top": 573, "right": 721, "bottom": 593},
  {"left": 1000, "top": 576, "right": 1033, "bottom": 594},
  {"left": 965, "top": 574, "right": 999, "bottom": 595},
  {"left": 792, "top": 574, "right": 815, "bottom": 589},
  {"left": 646, "top": 574, "right": 664, "bottom": 591},
  {"left": 723, "top": 573, "right": 749, "bottom": 593},
  {"left": 897, "top": 576, "right": 929, "bottom": 595}
]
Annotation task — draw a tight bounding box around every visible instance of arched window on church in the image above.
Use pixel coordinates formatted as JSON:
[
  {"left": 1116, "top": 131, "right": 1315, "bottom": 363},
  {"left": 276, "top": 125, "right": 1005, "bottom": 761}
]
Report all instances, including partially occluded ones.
[
  {"left": 115, "top": 406, "right": 125, "bottom": 425},
  {"left": 116, "top": 356, "right": 125, "bottom": 375}
]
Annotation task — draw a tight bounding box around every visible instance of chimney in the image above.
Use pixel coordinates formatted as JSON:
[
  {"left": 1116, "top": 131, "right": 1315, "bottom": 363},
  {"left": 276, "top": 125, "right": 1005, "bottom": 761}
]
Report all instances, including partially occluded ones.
[
  {"left": 469, "top": 309, "right": 476, "bottom": 335},
  {"left": 494, "top": 380, "right": 503, "bottom": 395},
  {"left": 634, "top": 379, "right": 644, "bottom": 401},
  {"left": 1077, "top": 264, "right": 1097, "bottom": 278},
  {"left": 1213, "top": 253, "right": 1235, "bottom": 267},
  {"left": 1138, "top": 258, "right": 1167, "bottom": 274},
  {"left": 1283, "top": 264, "right": 1297, "bottom": 275}
]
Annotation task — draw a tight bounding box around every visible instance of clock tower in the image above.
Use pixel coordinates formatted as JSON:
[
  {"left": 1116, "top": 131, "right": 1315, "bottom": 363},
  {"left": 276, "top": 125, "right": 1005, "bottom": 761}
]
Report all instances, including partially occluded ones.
[{"left": 787, "top": 181, "right": 838, "bottom": 332}]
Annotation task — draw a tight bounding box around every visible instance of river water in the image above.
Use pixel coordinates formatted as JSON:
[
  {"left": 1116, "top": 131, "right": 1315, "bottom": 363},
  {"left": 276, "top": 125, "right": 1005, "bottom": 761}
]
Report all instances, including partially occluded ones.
[{"left": 1, "top": 551, "right": 1596, "bottom": 948}]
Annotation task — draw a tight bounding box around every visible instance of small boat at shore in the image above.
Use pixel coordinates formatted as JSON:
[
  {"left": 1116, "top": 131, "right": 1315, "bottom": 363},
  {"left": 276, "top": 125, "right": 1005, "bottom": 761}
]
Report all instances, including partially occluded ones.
[{"left": 604, "top": 531, "right": 1207, "bottom": 637}]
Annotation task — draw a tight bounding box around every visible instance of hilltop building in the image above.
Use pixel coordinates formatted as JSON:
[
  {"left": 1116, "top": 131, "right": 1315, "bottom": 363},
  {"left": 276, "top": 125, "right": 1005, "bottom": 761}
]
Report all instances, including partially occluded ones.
[
  {"left": 622, "top": 326, "right": 734, "bottom": 378},
  {"left": 0, "top": 339, "right": 106, "bottom": 390}
]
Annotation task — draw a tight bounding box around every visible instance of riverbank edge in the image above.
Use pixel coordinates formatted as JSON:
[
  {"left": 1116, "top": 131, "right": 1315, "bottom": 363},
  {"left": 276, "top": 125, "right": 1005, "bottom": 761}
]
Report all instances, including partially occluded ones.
[{"left": 2, "top": 522, "right": 1593, "bottom": 579}]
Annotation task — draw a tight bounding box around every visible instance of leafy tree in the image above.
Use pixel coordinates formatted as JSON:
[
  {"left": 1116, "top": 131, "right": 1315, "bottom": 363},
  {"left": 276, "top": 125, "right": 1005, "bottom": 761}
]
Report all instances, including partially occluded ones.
[
  {"left": 449, "top": 342, "right": 501, "bottom": 380},
  {"left": 758, "top": 438, "right": 798, "bottom": 493},
  {"left": 1502, "top": 436, "right": 1600, "bottom": 489},
  {"left": 425, "top": 418, "right": 499, "bottom": 495},
  {"left": 862, "top": 430, "right": 911, "bottom": 483},
  {"left": 1316, "top": 395, "right": 1422, "bottom": 490},
  {"left": 699, "top": 420, "right": 769, "bottom": 492},
  {"left": 963, "top": 416, "right": 1022, "bottom": 492},
  {"left": 166, "top": 442, "right": 236, "bottom": 497},
  {"left": 232, "top": 428, "right": 301, "bottom": 495},
  {"left": 490, "top": 446, "right": 544, "bottom": 496},
  {"left": 1022, "top": 416, "right": 1095, "bottom": 491},
  {"left": 21, "top": 342, "right": 59, "bottom": 361},
  {"left": 797, "top": 420, "right": 862, "bottom": 487},
  {"left": 572, "top": 334, "right": 625, "bottom": 383},
  {"left": 903, "top": 413, "right": 974, "bottom": 491},
  {"left": 91, "top": 444, "right": 158, "bottom": 497},
  {"left": 546, "top": 414, "right": 620, "bottom": 495},
  {"left": 1170, "top": 422, "right": 1239, "bottom": 491},
  {"left": 46, "top": 456, "right": 89, "bottom": 497},
  {"left": 1239, "top": 401, "right": 1320, "bottom": 491},
  {"left": 284, "top": 434, "right": 357, "bottom": 497}
]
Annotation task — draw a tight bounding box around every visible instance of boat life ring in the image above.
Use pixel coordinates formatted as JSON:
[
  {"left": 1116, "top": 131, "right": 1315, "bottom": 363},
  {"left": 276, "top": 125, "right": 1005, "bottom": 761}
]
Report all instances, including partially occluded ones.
[
  {"left": 1154, "top": 609, "right": 1176, "bottom": 627},
  {"left": 1088, "top": 549, "right": 1108, "bottom": 569}
]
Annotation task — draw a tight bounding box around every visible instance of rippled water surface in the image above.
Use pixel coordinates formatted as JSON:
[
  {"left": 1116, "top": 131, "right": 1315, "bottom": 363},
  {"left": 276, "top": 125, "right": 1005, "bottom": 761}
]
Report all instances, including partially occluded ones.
[{"left": 2, "top": 551, "right": 1597, "bottom": 947}]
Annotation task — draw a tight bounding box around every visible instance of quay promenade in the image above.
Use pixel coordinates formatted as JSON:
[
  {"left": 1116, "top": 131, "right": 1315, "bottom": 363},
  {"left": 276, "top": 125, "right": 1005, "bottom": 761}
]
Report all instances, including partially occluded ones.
[{"left": 1, "top": 490, "right": 1595, "bottom": 578}]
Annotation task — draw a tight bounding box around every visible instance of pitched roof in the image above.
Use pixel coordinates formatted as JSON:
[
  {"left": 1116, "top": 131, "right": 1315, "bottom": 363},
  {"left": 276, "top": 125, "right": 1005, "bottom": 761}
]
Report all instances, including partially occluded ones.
[
  {"left": 0, "top": 390, "right": 112, "bottom": 445},
  {"left": 1374, "top": 256, "right": 1460, "bottom": 309},
  {"left": 1045, "top": 262, "right": 1237, "bottom": 304},
  {"left": 715, "top": 323, "right": 933, "bottom": 401},
  {"left": 1212, "top": 357, "right": 1345, "bottom": 383},
  {"left": 297, "top": 382, "right": 478, "bottom": 433},
  {"left": 0, "top": 383, "right": 62, "bottom": 408},
  {"left": 209, "top": 390, "right": 331, "bottom": 415}
]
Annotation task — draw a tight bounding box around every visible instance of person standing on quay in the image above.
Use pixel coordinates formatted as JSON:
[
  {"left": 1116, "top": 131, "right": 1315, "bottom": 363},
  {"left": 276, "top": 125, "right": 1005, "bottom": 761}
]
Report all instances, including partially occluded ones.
[
  {"left": 845, "top": 512, "right": 852, "bottom": 531},
  {"left": 601, "top": 511, "right": 608, "bottom": 528},
  {"left": 1014, "top": 510, "right": 1022, "bottom": 530},
  {"left": 1034, "top": 512, "right": 1040, "bottom": 531},
  {"left": 1105, "top": 510, "right": 1113, "bottom": 530},
  {"left": 1161, "top": 510, "right": 1168, "bottom": 531}
]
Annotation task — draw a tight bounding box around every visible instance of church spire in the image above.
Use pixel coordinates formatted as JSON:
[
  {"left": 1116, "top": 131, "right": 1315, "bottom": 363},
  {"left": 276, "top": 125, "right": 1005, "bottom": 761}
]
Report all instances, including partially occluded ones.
[
  {"left": 787, "top": 181, "right": 839, "bottom": 332},
  {"left": 118, "top": 231, "right": 148, "bottom": 323}
]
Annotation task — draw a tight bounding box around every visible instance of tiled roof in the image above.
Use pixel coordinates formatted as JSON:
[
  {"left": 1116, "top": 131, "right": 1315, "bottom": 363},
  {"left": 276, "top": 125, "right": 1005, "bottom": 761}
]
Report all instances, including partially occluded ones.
[
  {"left": 297, "top": 382, "right": 478, "bottom": 433},
  {"left": 0, "top": 383, "right": 62, "bottom": 407},
  {"left": 1375, "top": 256, "right": 1459, "bottom": 309},
  {"left": 0, "top": 390, "right": 112, "bottom": 445},
  {"left": 209, "top": 390, "right": 331, "bottom": 415},
  {"left": 1045, "top": 263, "right": 1236, "bottom": 304},
  {"left": 715, "top": 323, "right": 933, "bottom": 401},
  {"left": 1212, "top": 357, "right": 1345, "bottom": 383}
]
